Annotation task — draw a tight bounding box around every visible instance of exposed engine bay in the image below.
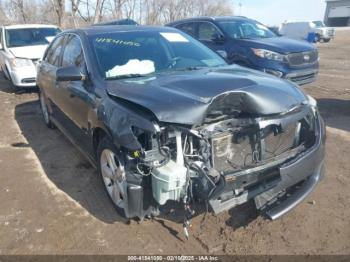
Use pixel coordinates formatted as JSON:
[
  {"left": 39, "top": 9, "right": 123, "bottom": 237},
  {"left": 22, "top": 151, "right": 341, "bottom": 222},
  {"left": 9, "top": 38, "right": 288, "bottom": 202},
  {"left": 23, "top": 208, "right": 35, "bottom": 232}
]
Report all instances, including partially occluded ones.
[{"left": 120, "top": 101, "right": 318, "bottom": 238}]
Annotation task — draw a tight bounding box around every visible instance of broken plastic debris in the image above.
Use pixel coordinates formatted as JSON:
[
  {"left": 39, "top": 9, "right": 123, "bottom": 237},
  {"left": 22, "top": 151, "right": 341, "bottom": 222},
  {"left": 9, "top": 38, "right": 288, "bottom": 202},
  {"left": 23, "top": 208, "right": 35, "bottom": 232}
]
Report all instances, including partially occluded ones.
[{"left": 106, "top": 59, "right": 155, "bottom": 78}]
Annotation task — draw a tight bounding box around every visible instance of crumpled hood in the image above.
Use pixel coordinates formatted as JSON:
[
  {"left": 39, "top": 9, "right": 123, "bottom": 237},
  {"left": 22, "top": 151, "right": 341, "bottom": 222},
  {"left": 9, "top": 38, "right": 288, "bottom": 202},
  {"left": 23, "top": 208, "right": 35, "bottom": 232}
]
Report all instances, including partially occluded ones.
[
  {"left": 106, "top": 65, "right": 308, "bottom": 125},
  {"left": 238, "top": 36, "right": 315, "bottom": 54},
  {"left": 9, "top": 45, "right": 48, "bottom": 59}
]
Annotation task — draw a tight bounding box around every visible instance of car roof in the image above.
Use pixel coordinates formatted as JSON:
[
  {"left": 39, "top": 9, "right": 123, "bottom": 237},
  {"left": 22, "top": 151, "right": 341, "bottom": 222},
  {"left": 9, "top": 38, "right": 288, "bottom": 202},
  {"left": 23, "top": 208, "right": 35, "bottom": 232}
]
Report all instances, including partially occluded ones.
[
  {"left": 67, "top": 25, "right": 179, "bottom": 36},
  {"left": 93, "top": 19, "right": 139, "bottom": 26},
  {"left": 3, "top": 24, "right": 59, "bottom": 29},
  {"left": 166, "top": 16, "right": 249, "bottom": 26}
]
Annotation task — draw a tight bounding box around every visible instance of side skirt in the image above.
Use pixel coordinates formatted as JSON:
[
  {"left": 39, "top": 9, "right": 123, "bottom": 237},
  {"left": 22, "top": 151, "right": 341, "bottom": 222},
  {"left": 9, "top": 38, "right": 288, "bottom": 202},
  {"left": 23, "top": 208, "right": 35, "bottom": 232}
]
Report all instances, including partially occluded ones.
[{"left": 51, "top": 117, "right": 97, "bottom": 169}]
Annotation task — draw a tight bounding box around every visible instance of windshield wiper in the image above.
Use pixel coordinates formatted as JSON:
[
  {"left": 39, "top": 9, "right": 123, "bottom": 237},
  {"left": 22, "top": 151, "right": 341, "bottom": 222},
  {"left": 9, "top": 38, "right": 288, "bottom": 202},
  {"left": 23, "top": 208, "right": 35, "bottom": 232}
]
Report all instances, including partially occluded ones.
[
  {"left": 174, "top": 66, "right": 207, "bottom": 72},
  {"left": 105, "top": 74, "right": 150, "bottom": 80}
]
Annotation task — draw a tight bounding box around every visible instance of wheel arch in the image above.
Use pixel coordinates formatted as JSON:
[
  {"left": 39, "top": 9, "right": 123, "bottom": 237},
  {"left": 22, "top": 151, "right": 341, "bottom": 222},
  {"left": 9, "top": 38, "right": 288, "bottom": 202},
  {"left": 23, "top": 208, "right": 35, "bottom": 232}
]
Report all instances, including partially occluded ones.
[{"left": 92, "top": 126, "right": 111, "bottom": 156}]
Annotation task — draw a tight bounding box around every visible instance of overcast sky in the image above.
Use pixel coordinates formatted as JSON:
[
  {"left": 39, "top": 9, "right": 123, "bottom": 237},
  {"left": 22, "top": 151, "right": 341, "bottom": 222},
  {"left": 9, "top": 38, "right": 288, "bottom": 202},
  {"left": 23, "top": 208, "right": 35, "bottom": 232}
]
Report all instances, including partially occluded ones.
[{"left": 232, "top": 0, "right": 327, "bottom": 26}]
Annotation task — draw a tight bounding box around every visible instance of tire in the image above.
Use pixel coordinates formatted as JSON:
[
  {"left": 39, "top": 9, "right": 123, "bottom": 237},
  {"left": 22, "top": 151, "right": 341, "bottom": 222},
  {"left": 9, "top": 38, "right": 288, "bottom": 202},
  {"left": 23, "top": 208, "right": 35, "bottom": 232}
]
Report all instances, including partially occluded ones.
[
  {"left": 97, "top": 136, "right": 128, "bottom": 218},
  {"left": 323, "top": 38, "right": 331, "bottom": 43},
  {"left": 39, "top": 90, "right": 55, "bottom": 129}
]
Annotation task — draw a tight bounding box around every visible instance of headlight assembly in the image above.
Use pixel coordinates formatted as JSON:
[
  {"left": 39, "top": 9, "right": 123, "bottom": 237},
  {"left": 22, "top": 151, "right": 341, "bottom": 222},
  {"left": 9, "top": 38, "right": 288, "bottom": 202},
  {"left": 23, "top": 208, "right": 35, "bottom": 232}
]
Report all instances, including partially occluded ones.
[
  {"left": 10, "top": 58, "right": 33, "bottom": 68},
  {"left": 252, "top": 48, "right": 286, "bottom": 62}
]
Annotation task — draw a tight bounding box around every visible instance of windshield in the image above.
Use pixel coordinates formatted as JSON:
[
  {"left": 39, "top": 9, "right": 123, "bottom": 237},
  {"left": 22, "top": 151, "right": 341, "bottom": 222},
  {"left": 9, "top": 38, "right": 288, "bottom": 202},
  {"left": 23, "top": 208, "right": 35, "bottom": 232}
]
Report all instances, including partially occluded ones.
[
  {"left": 218, "top": 20, "right": 276, "bottom": 39},
  {"left": 90, "top": 31, "right": 226, "bottom": 79},
  {"left": 312, "top": 21, "right": 325, "bottom": 28},
  {"left": 5, "top": 28, "right": 61, "bottom": 48}
]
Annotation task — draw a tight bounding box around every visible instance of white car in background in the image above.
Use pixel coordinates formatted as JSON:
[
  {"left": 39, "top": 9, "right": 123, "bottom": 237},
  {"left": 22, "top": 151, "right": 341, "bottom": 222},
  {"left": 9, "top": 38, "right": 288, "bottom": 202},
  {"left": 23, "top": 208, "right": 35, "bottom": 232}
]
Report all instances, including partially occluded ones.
[
  {"left": 279, "top": 21, "right": 335, "bottom": 43},
  {"left": 0, "top": 24, "right": 61, "bottom": 89}
]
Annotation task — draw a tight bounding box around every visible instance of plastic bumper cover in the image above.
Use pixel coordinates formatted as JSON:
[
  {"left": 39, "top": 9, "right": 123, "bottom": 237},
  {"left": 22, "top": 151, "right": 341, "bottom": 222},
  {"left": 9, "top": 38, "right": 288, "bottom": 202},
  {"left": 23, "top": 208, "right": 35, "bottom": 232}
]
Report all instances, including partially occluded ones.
[
  {"left": 284, "top": 69, "right": 319, "bottom": 86},
  {"left": 10, "top": 65, "right": 37, "bottom": 87}
]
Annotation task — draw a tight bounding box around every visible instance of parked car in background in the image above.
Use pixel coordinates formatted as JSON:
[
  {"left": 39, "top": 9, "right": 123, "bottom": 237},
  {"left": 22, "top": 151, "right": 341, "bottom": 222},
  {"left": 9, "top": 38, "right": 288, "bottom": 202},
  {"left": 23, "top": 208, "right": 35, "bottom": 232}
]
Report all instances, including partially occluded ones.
[
  {"left": 279, "top": 21, "right": 335, "bottom": 43},
  {"left": 93, "top": 18, "right": 139, "bottom": 26},
  {"left": 0, "top": 24, "right": 61, "bottom": 89},
  {"left": 166, "top": 16, "right": 319, "bottom": 86},
  {"left": 37, "top": 26, "right": 325, "bottom": 238}
]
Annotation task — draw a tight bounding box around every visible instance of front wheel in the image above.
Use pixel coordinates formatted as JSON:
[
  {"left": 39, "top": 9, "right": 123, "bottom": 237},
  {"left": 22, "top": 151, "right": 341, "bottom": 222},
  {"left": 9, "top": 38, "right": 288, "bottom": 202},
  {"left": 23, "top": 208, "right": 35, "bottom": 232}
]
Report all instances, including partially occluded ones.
[{"left": 97, "top": 136, "right": 128, "bottom": 218}]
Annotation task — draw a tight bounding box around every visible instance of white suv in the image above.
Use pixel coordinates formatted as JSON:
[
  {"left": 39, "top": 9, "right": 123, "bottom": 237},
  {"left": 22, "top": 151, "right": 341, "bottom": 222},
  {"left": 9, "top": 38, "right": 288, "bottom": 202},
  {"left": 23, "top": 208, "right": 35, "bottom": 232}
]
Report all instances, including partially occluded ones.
[{"left": 0, "top": 24, "right": 61, "bottom": 89}]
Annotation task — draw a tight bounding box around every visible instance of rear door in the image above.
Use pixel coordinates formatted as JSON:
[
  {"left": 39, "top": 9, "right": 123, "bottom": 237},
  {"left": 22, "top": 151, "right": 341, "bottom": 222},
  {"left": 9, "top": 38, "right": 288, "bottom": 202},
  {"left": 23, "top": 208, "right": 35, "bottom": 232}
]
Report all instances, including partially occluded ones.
[{"left": 38, "top": 34, "right": 67, "bottom": 121}]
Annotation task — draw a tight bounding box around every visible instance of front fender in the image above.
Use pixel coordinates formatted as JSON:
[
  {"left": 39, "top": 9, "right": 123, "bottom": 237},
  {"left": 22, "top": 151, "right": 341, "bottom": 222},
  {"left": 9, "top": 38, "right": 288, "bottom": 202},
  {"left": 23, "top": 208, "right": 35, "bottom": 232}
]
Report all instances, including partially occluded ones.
[{"left": 97, "top": 96, "right": 158, "bottom": 151}]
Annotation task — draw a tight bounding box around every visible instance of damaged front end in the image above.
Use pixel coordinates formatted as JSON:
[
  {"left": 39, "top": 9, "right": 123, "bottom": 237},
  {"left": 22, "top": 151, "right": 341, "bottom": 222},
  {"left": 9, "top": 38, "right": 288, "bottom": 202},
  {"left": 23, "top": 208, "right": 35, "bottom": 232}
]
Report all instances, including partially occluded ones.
[{"left": 106, "top": 90, "right": 325, "bottom": 231}]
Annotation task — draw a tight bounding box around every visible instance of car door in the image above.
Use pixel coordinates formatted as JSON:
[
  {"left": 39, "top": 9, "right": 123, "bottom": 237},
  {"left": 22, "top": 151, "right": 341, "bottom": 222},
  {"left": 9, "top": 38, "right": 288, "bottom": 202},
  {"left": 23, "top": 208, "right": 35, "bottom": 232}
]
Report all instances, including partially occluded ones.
[
  {"left": 38, "top": 34, "right": 67, "bottom": 122},
  {"left": 58, "top": 34, "right": 94, "bottom": 154}
]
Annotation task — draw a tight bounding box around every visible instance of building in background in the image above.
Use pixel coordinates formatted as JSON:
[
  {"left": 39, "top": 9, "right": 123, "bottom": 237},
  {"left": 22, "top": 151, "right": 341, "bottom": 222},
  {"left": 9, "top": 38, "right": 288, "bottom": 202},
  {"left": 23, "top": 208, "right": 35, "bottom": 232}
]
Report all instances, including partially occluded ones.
[{"left": 324, "top": 0, "right": 350, "bottom": 26}]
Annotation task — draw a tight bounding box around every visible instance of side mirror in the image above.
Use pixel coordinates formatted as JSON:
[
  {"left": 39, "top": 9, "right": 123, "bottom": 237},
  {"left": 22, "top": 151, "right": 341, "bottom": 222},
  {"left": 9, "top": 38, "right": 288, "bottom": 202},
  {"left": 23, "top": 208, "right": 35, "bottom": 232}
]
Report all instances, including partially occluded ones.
[
  {"left": 211, "top": 33, "right": 225, "bottom": 43},
  {"left": 56, "top": 66, "right": 86, "bottom": 82}
]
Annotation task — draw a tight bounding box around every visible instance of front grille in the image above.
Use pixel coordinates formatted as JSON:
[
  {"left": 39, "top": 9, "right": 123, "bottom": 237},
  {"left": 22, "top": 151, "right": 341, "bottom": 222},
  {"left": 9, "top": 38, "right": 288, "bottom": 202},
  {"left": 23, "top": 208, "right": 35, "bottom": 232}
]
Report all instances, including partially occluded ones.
[
  {"left": 327, "top": 29, "right": 335, "bottom": 37},
  {"left": 287, "top": 51, "right": 318, "bottom": 66}
]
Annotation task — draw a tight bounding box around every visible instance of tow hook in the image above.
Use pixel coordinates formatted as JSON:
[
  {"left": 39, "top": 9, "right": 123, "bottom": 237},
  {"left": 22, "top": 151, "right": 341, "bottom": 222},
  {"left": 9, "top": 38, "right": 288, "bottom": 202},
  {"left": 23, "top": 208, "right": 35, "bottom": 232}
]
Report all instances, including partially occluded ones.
[{"left": 183, "top": 198, "right": 195, "bottom": 240}]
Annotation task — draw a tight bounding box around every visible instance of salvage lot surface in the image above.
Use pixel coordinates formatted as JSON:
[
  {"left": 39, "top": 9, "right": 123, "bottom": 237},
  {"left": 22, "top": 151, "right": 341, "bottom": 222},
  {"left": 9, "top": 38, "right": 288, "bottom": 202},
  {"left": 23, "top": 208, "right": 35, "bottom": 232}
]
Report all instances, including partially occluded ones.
[{"left": 0, "top": 31, "right": 349, "bottom": 255}]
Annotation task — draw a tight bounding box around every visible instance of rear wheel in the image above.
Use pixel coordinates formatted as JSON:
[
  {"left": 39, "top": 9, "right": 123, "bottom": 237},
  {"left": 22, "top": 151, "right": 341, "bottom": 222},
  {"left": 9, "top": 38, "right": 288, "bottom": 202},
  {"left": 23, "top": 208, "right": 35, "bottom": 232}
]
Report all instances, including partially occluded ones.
[
  {"left": 97, "top": 136, "right": 127, "bottom": 218},
  {"left": 39, "top": 90, "right": 55, "bottom": 129},
  {"left": 323, "top": 38, "right": 331, "bottom": 43}
]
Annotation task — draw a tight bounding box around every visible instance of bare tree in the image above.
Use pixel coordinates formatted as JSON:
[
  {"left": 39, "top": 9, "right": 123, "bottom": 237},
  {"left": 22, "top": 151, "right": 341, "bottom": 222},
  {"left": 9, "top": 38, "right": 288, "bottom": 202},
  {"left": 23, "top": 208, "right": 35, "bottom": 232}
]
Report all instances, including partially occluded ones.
[
  {"left": 71, "top": 0, "right": 81, "bottom": 28},
  {"left": 8, "top": 0, "right": 27, "bottom": 23},
  {"left": 50, "top": 0, "right": 65, "bottom": 27},
  {"left": 0, "top": 0, "right": 233, "bottom": 28}
]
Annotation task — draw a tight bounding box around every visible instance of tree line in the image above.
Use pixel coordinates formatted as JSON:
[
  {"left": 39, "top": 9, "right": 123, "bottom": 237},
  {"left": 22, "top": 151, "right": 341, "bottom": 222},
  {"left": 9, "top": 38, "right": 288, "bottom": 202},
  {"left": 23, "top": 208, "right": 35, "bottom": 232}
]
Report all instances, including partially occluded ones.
[{"left": 0, "top": 0, "right": 234, "bottom": 28}]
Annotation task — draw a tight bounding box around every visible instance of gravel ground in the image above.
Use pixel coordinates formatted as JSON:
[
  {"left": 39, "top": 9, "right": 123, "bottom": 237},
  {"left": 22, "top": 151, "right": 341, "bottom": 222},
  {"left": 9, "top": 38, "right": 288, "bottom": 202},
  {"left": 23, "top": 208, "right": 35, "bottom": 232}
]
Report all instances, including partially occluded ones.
[{"left": 0, "top": 31, "right": 349, "bottom": 255}]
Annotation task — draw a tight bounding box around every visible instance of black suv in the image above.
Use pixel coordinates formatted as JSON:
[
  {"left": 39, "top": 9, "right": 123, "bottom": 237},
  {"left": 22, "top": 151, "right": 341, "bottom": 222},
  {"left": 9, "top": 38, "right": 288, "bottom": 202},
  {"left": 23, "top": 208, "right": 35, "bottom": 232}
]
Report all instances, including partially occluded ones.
[
  {"left": 167, "top": 16, "right": 319, "bottom": 85},
  {"left": 37, "top": 26, "right": 325, "bottom": 235}
]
